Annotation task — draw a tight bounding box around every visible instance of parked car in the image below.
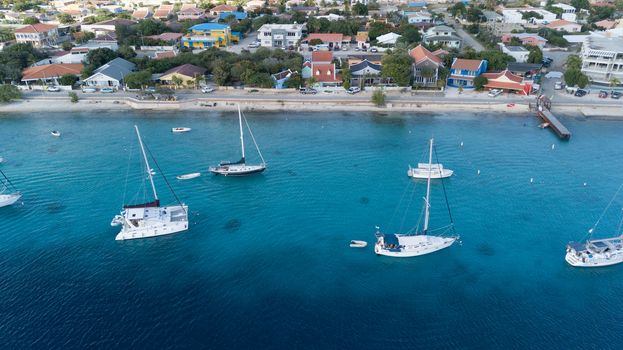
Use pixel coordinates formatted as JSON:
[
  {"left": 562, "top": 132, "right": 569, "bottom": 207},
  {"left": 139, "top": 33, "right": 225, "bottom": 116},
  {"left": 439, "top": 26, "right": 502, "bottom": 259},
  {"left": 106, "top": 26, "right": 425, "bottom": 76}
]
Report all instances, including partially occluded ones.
[
  {"left": 299, "top": 87, "right": 318, "bottom": 95},
  {"left": 598, "top": 90, "right": 608, "bottom": 98},
  {"left": 47, "top": 86, "right": 61, "bottom": 92},
  {"left": 554, "top": 81, "right": 564, "bottom": 90},
  {"left": 370, "top": 47, "right": 378, "bottom": 53},
  {"left": 82, "top": 87, "right": 97, "bottom": 93},
  {"left": 611, "top": 91, "right": 621, "bottom": 99},
  {"left": 247, "top": 41, "right": 260, "bottom": 49},
  {"left": 100, "top": 87, "right": 114, "bottom": 93},
  {"left": 201, "top": 86, "right": 215, "bottom": 93},
  {"left": 487, "top": 89, "right": 503, "bottom": 97},
  {"left": 354, "top": 47, "right": 361, "bottom": 52},
  {"left": 574, "top": 89, "right": 588, "bottom": 97},
  {"left": 346, "top": 87, "right": 361, "bottom": 94}
]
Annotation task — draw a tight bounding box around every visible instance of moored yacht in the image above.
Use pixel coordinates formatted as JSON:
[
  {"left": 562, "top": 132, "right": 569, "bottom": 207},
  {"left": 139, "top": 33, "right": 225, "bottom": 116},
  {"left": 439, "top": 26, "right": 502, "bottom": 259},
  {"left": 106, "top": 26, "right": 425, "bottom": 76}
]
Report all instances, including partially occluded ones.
[
  {"left": 566, "top": 237, "right": 623, "bottom": 267},
  {"left": 0, "top": 169, "right": 21, "bottom": 208}
]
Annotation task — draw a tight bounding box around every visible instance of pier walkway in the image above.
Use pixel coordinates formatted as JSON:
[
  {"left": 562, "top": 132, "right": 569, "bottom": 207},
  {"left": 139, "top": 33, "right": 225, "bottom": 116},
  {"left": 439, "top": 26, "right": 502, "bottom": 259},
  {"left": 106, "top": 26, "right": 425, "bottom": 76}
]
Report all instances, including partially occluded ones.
[{"left": 534, "top": 96, "right": 571, "bottom": 140}]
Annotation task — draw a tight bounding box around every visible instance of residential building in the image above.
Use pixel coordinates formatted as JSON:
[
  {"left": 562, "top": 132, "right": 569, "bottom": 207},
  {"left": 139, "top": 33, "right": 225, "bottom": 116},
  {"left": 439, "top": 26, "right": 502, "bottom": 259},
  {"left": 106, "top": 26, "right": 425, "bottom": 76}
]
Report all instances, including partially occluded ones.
[
  {"left": 132, "top": 7, "right": 151, "bottom": 20},
  {"left": 501, "top": 33, "right": 548, "bottom": 48},
  {"left": 347, "top": 54, "right": 383, "bottom": 66},
  {"left": 82, "top": 57, "right": 135, "bottom": 89},
  {"left": 349, "top": 59, "right": 383, "bottom": 87},
  {"left": 407, "top": 11, "right": 432, "bottom": 24},
  {"left": 376, "top": 32, "right": 402, "bottom": 45},
  {"left": 311, "top": 51, "right": 333, "bottom": 64},
  {"left": 580, "top": 33, "right": 623, "bottom": 85},
  {"left": 310, "top": 63, "right": 341, "bottom": 86},
  {"left": 289, "top": 6, "right": 319, "bottom": 15},
  {"left": 507, "top": 62, "right": 543, "bottom": 77},
  {"left": 409, "top": 44, "right": 444, "bottom": 87},
  {"left": 351, "top": 0, "right": 369, "bottom": 5},
  {"left": 595, "top": 20, "right": 619, "bottom": 30},
  {"left": 423, "top": 25, "right": 462, "bottom": 49},
  {"left": 447, "top": 58, "right": 488, "bottom": 88},
  {"left": 211, "top": 4, "right": 237, "bottom": 16},
  {"left": 177, "top": 7, "right": 206, "bottom": 21},
  {"left": 356, "top": 31, "right": 369, "bottom": 49},
  {"left": 81, "top": 19, "right": 136, "bottom": 36},
  {"left": 21, "top": 63, "right": 83, "bottom": 85},
  {"left": 546, "top": 19, "right": 582, "bottom": 32},
  {"left": 50, "top": 42, "right": 118, "bottom": 64},
  {"left": 153, "top": 4, "right": 173, "bottom": 20},
  {"left": 159, "top": 63, "right": 207, "bottom": 86},
  {"left": 146, "top": 32, "right": 183, "bottom": 44},
  {"left": 154, "top": 51, "right": 177, "bottom": 60},
  {"left": 500, "top": 44, "right": 529, "bottom": 63},
  {"left": 257, "top": 24, "right": 306, "bottom": 48},
  {"left": 482, "top": 70, "right": 533, "bottom": 95},
  {"left": 552, "top": 3, "right": 576, "bottom": 22},
  {"left": 502, "top": 8, "right": 557, "bottom": 25},
  {"left": 315, "top": 13, "right": 344, "bottom": 21},
  {"left": 482, "top": 10, "right": 503, "bottom": 34},
  {"left": 14, "top": 23, "right": 58, "bottom": 48},
  {"left": 304, "top": 33, "right": 351, "bottom": 49},
  {"left": 182, "top": 23, "right": 237, "bottom": 49},
  {"left": 218, "top": 11, "right": 248, "bottom": 21}
]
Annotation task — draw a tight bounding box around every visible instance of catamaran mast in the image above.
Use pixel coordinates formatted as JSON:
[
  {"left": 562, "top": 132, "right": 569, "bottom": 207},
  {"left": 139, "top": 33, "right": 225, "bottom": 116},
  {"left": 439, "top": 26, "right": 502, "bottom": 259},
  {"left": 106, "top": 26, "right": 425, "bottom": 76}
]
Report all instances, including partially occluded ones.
[
  {"left": 238, "top": 104, "right": 245, "bottom": 162},
  {"left": 423, "top": 138, "right": 433, "bottom": 233},
  {"left": 134, "top": 125, "right": 158, "bottom": 201}
]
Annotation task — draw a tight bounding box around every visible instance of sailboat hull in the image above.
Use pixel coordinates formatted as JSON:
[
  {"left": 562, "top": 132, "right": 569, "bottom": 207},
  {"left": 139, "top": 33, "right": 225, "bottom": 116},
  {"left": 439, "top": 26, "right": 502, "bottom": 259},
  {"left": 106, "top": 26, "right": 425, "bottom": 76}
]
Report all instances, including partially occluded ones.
[
  {"left": 565, "top": 238, "right": 623, "bottom": 267},
  {"left": 0, "top": 193, "right": 21, "bottom": 208},
  {"left": 208, "top": 164, "right": 266, "bottom": 176},
  {"left": 114, "top": 204, "right": 189, "bottom": 241},
  {"left": 375, "top": 234, "right": 457, "bottom": 257}
]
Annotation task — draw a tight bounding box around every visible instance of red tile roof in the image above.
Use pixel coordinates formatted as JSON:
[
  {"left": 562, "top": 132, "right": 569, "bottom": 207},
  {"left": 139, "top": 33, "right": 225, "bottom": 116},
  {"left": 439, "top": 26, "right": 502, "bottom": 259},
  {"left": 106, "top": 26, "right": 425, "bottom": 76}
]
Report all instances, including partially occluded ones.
[
  {"left": 311, "top": 63, "right": 340, "bottom": 82},
  {"left": 546, "top": 19, "right": 579, "bottom": 29},
  {"left": 311, "top": 51, "right": 333, "bottom": 63},
  {"left": 146, "top": 32, "right": 183, "bottom": 41},
  {"left": 481, "top": 70, "right": 523, "bottom": 83},
  {"left": 155, "top": 51, "right": 177, "bottom": 59},
  {"left": 482, "top": 70, "right": 532, "bottom": 95},
  {"left": 162, "top": 63, "right": 207, "bottom": 78},
  {"left": 451, "top": 58, "right": 484, "bottom": 71},
  {"left": 132, "top": 8, "right": 150, "bottom": 19},
  {"left": 409, "top": 44, "right": 442, "bottom": 65},
  {"left": 212, "top": 4, "right": 237, "bottom": 12},
  {"left": 15, "top": 23, "right": 57, "bottom": 33},
  {"left": 306, "top": 33, "right": 345, "bottom": 43},
  {"left": 154, "top": 4, "right": 173, "bottom": 18},
  {"left": 22, "top": 64, "right": 83, "bottom": 81}
]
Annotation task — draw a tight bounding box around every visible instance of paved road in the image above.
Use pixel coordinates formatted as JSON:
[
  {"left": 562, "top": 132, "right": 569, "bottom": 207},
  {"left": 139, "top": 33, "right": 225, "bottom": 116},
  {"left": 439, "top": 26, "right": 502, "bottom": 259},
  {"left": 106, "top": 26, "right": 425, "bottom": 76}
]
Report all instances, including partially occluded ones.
[{"left": 454, "top": 24, "right": 484, "bottom": 51}]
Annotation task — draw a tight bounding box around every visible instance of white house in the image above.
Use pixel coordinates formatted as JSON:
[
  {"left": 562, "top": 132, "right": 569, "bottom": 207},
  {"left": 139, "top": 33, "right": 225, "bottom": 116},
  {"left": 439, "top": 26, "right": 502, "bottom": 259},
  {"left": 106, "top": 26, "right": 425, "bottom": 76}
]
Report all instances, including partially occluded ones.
[
  {"left": 14, "top": 23, "right": 59, "bottom": 48},
  {"left": 500, "top": 44, "right": 530, "bottom": 63},
  {"left": 257, "top": 24, "right": 306, "bottom": 48},
  {"left": 82, "top": 57, "right": 135, "bottom": 89},
  {"left": 546, "top": 19, "right": 582, "bottom": 32},
  {"left": 46, "top": 42, "right": 119, "bottom": 65},
  {"left": 502, "top": 8, "right": 557, "bottom": 25},
  {"left": 81, "top": 19, "right": 136, "bottom": 36},
  {"left": 407, "top": 11, "right": 433, "bottom": 24},
  {"left": 376, "top": 32, "right": 402, "bottom": 45},
  {"left": 423, "top": 25, "right": 462, "bottom": 49},
  {"left": 552, "top": 3, "right": 577, "bottom": 22}
]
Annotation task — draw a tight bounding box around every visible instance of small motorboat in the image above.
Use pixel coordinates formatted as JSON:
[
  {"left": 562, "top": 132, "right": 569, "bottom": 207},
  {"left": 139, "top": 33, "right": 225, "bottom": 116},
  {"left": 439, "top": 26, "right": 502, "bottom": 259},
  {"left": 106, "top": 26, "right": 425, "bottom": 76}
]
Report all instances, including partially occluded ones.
[
  {"left": 51, "top": 130, "right": 61, "bottom": 137},
  {"left": 350, "top": 240, "right": 368, "bottom": 248},
  {"left": 172, "top": 127, "right": 192, "bottom": 133},
  {"left": 176, "top": 172, "right": 201, "bottom": 180},
  {"left": 507, "top": 103, "right": 515, "bottom": 107},
  {"left": 538, "top": 122, "right": 550, "bottom": 129}
]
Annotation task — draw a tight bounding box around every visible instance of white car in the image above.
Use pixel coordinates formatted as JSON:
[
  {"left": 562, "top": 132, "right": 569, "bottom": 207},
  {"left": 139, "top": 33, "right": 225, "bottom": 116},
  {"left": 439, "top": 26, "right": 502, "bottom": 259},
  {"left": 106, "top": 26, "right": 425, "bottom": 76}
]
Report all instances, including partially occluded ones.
[
  {"left": 247, "top": 41, "right": 260, "bottom": 49},
  {"left": 47, "top": 86, "right": 61, "bottom": 92},
  {"left": 201, "top": 86, "right": 215, "bottom": 93},
  {"left": 487, "top": 89, "right": 503, "bottom": 97},
  {"left": 346, "top": 87, "right": 361, "bottom": 94},
  {"left": 554, "top": 81, "right": 564, "bottom": 90},
  {"left": 82, "top": 87, "right": 97, "bottom": 93}
]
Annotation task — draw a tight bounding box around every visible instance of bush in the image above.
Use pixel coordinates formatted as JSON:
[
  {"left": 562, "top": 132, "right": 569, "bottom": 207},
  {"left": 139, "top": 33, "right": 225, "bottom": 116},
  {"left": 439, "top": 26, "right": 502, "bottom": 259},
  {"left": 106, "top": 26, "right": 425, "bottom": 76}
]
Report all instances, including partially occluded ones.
[
  {"left": 59, "top": 74, "right": 78, "bottom": 86},
  {"left": 474, "top": 76, "right": 488, "bottom": 91},
  {"left": 68, "top": 91, "right": 78, "bottom": 103},
  {"left": 0, "top": 85, "right": 21, "bottom": 103},
  {"left": 371, "top": 89, "right": 385, "bottom": 107}
]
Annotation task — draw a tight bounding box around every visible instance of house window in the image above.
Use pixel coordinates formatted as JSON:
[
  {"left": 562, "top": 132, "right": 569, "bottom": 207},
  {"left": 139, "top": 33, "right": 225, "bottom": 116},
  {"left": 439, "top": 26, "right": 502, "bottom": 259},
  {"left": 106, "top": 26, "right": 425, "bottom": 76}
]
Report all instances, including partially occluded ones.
[
  {"left": 263, "top": 32, "right": 270, "bottom": 36},
  {"left": 327, "top": 70, "right": 331, "bottom": 75},
  {"left": 316, "top": 70, "right": 320, "bottom": 75},
  {"left": 287, "top": 32, "right": 296, "bottom": 36}
]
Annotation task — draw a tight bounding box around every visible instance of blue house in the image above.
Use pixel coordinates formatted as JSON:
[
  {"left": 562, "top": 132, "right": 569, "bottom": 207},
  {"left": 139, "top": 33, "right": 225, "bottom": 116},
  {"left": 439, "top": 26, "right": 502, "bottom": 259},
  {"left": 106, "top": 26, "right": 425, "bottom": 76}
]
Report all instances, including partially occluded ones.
[
  {"left": 218, "top": 11, "right": 248, "bottom": 21},
  {"left": 272, "top": 69, "right": 296, "bottom": 89},
  {"left": 447, "top": 58, "right": 488, "bottom": 88}
]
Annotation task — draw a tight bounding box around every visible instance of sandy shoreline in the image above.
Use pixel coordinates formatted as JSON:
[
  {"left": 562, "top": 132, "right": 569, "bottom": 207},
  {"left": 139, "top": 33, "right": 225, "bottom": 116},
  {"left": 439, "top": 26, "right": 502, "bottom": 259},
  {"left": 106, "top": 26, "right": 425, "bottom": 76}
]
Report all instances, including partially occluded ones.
[{"left": 0, "top": 96, "right": 621, "bottom": 119}]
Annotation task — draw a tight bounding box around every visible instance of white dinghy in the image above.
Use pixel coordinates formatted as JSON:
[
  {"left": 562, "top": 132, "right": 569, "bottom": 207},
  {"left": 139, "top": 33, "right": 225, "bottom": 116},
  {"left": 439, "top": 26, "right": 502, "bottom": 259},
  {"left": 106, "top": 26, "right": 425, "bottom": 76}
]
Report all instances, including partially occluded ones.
[
  {"left": 209, "top": 105, "right": 266, "bottom": 176},
  {"left": 176, "top": 173, "right": 201, "bottom": 180},
  {"left": 51, "top": 130, "right": 61, "bottom": 137},
  {"left": 350, "top": 240, "right": 368, "bottom": 248},
  {"left": 172, "top": 127, "right": 192, "bottom": 133},
  {"left": 375, "top": 138, "right": 459, "bottom": 257},
  {"left": 111, "top": 125, "right": 189, "bottom": 241},
  {"left": 0, "top": 169, "right": 21, "bottom": 208}
]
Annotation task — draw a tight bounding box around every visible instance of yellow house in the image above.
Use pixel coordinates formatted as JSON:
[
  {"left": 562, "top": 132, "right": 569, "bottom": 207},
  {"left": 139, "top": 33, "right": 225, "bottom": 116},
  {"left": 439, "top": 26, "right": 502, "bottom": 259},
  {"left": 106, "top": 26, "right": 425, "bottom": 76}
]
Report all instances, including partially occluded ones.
[
  {"left": 159, "top": 64, "right": 207, "bottom": 87},
  {"left": 181, "top": 23, "right": 236, "bottom": 49}
]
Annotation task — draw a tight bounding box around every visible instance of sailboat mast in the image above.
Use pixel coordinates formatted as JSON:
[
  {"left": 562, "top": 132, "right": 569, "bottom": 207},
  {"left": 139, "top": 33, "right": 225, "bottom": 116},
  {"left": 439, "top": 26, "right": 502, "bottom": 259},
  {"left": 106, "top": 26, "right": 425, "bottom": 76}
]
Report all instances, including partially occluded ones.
[
  {"left": 423, "top": 138, "right": 433, "bottom": 233},
  {"left": 134, "top": 125, "right": 158, "bottom": 200},
  {"left": 238, "top": 104, "right": 245, "bottom": 161}
]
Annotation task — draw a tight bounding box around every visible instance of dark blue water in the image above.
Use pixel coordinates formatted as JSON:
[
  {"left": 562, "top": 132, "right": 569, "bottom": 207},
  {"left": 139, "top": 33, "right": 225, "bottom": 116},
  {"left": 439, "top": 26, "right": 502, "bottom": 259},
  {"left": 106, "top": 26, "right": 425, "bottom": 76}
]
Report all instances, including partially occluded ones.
[{"left": 1, "top": 111, "right": 623, "bottom": 349}]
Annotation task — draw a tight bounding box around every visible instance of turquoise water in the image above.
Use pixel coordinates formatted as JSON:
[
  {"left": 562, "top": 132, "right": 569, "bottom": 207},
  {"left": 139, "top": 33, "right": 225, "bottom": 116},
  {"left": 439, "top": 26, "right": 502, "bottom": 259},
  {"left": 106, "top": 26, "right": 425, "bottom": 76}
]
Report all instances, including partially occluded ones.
[{"left": 2, "top": 111, "right": 623, "bottom": 348}]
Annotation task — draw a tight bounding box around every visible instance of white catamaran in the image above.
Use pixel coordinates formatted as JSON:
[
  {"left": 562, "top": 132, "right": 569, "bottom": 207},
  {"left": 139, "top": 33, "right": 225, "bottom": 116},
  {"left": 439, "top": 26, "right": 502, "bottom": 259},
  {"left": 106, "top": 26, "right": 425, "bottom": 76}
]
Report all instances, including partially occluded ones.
[
  {"left": 0, "top": 168, "right": 21, "bottom": 208},
  {"left": 566, "top": 185, "right": 623, "bottom": 267},
  {"left": 209, "top": 105, "right": 266, "bottom": 176},
  {"left": 111, "top": 126, "right": 189, "bottom": 241},
  {"left": 375, "top": 138, "right": 459, "bottom": 257}
]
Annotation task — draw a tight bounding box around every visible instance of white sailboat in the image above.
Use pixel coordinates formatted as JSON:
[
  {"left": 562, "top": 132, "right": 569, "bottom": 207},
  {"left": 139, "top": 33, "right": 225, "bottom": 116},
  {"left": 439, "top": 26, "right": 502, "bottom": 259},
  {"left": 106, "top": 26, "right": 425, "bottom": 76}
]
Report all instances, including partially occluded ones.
[
  {"left": 209, "top": 105, "right": 266, "bottom": 176},
  {"left": 0, "top": 168, "right": 21, "bottom": 208},
  {"left": 111, "top": 125, "right": 189, "bottom": 241},
  {"left": 566, "top": 186, "right": 623, "bottom": 267},
  {"left": 407, "top": 140, "right": 453, "bottom": 179},
  {"left": 375, "top": 138, "right": 459, "bottom": 257}
]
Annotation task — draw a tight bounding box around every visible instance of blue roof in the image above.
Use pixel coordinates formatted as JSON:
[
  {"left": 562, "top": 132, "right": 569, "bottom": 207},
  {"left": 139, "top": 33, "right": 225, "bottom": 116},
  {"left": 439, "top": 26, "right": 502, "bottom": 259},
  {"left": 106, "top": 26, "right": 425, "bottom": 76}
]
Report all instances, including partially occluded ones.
[
  {"left": 408, "top": 1, "right": 427, "bottom": 7},
  {"left": 350, "top": 59, "right": 382, "bottom": 74},
  {"left": 189, "top": 23, "right": 230, "bottom": 31},
  {"left": 219, "top": 11, "right": 248, "bottom": 20}
]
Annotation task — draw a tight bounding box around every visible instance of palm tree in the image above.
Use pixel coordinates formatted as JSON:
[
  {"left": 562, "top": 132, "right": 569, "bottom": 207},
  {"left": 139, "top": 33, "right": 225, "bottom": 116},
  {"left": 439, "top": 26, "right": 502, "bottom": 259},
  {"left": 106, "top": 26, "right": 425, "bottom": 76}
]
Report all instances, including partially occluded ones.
[
  {"left": 193, "top": 74, "right": 205, "bottom": 90},
  {"left": 609, "top": 77, "right": 620, "bottom": 93},
  {"left": 171, "top": 75, "right": 184, "bottom": 90}
]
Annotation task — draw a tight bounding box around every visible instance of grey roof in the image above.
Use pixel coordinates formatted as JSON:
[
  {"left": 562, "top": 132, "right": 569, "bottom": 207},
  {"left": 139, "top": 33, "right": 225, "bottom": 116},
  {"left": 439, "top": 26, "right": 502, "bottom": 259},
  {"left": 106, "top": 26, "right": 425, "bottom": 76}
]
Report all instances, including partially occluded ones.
[
  {"left": 429, "top": 25, "right": 455, "bottom": 33},
  {"left": 92, "top": 57, "right": 136, "bottom": 81},
  {"left": 506, "top": 45, "right": 528, "bottom": 52},
  {"left": 507, "top": 62, "right": 543, "bottom": 73},
  {"left": 425, "top": 35, "right": 462, "bottom": 42},
  {"left": 350, "top": 59, "right": 382, "bottom": 74},
  {"left": 586, "top": 35, "right": 623, "bottom": 53}
]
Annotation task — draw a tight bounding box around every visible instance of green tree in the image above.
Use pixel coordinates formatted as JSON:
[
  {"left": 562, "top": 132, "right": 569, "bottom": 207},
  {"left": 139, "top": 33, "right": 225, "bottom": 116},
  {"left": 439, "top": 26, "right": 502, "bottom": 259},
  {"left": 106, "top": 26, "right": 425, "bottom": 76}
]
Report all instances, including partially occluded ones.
[
  {"left": 352, "top": 3, "right": 368, "bottom": 15},
  {"left": 68, "top": 91, "right": 78, "bottom": 103},
  {"left": 397, "top": 24, "right": 421, "bottom": 45},
  {"left": 527, "top": 46, "right": 543, "bottom": 64},
  {"left": 171, "top": 75, "right": 184, "bottom": 89},
  {"left": 213, "top": 62, "right": 230, "bottom": 86},
  {"left": 609, "top": 77, "right": 621, "bottom": 92},
  {"left": 23, "top": 17, "right": 39, "bottom": 24},
  {"left": 473, "top": 76, "right": 488, "bottom": 91},
  {"left": 117, "top": 45, "right": 136, "bottom": 59},
  {"left": 61, "top": 42, "right": 73, "bottom": 51},
  {"left": 522, "top": 11, "right": 544, "bottom": 20},
  {"left": 135, "top": 19, "right": 169, "bottom": 36},
  {"left": 448, "top": 2, "right": 466, "bottom": 17},
  {"left": 381, "top": 50, "right": 412, "bottom": 86},
  {"left": 57, "top": 13, "right": 75, "bottom": 24},
  {"left": 371, "top": 89, "right": 385, "bottom": 107},
  {"left": 341, "top": 67, "right": 351, "bottom": 90},
  {"left": 309, "top": 38, "right": 323, "bottom": 46},
  {"left": 124, "top": 70, "right": 152, "bottom": 89},
  {"left": 59, "top": 74, "right": 78, "bottom": 86},
  {"left": 368, "top": 22, "right": 391, "bottom": 40},
  {"left": 85, "top": 48, "right": 118, "bottom": 68},
  {"left": 466, "top": 6, "right": 484, "bottom": 23},
  {"left": 577, "top": 74, "right": 589, "bottom": 88},
  {"left": 570, "top": 0, "right": 590, "bottom": 10},
  {"left": 0, "top": 85, "right": 21, "bottom": 103},
  {"left": 566, "top": 55, "right": 582, "bottom": 70}
]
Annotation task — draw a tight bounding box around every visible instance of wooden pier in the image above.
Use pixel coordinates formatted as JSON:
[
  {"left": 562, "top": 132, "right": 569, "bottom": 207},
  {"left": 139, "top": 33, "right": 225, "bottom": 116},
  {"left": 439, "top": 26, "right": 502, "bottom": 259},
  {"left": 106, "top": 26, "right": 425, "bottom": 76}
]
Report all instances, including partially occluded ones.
[{"left": 535, "top": 96, "right": 571, "bottom": 140}]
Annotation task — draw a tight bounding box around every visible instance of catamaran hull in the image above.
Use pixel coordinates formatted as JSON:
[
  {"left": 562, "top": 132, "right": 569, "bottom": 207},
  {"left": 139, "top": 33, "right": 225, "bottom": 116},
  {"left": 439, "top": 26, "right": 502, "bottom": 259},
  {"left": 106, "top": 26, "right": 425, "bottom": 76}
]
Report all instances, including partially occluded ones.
[
  {"left": 0, "top": 193, "right": 21, "bottom": 207},
  {"left": 116, "top": 221, "right": 188, "bottom": 240},
  {"left": 209, "top": 165, "right": 266, "bottom": 176},
  {"left": 375, "top": 236, "right": 457, "bottom": 257},
  {"left": 565, "top": 251, "right": 623, "bottom": 267},
  {"left": 114, "top": 204, "right": 189, "bottom": 241}
]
